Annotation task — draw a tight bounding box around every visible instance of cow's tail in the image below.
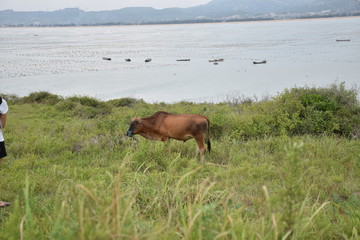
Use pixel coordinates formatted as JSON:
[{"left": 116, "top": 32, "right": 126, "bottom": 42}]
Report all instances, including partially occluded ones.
[{"left": 206, "top": 118, "right": 211, "bottom": 153}]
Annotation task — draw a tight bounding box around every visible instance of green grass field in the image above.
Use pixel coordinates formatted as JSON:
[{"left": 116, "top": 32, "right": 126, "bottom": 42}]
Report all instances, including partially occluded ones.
[{"left": 1, "top": 84, "right": 359, "bottom": 239}]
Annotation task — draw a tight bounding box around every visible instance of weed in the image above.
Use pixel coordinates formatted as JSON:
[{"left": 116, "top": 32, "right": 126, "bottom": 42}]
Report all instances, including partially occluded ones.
[{"left": 0, "top": 84, "right": 359, "bottom": 239}]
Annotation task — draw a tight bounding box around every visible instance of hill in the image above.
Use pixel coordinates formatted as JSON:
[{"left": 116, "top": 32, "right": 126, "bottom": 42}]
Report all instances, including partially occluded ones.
[{"left": 1, "top": 0, "right": 360, "bottom": 26}]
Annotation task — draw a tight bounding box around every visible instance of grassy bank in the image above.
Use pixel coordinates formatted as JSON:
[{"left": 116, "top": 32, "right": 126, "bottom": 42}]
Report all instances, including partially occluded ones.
[{"left": 0, "top": 83, "right": 359, "bottom": 239}]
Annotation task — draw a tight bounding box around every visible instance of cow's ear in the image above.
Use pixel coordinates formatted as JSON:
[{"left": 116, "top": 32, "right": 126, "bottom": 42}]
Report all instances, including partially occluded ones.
[{"left": 131, "top": 118, "right": 141, "bottom": 124}]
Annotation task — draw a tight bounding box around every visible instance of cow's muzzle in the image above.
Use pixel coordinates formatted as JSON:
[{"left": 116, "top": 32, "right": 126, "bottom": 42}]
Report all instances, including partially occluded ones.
[{"left": 127, "top": 130, "right": 134, "bottom": 137}]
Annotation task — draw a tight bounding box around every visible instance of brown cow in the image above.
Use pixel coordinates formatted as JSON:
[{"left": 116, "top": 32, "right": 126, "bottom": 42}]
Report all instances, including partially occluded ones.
[{"left": 126, "top": 111, "right": 211, "bottom": 162}]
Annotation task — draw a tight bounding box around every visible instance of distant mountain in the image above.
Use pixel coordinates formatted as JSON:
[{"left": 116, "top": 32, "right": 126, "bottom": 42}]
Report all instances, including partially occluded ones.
[
  {"left": 1, "top": 0, "right": 359, "bottom": 26},
  {"left": 200, "top": 0, "right": 360, "bottom": 14}
]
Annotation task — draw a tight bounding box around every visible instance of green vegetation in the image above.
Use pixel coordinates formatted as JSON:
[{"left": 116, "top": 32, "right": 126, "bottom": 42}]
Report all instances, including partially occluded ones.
[{"left": 1, "top": 83, "right": 359, "bottom": 239}]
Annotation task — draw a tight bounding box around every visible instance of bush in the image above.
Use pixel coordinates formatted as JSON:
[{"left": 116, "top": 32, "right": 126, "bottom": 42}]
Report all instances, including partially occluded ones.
[
  {"left": 56, "top": 96, "right": 112, "bottom": 118},
  {"left": 107, "top": 98, "right": 144, "bottom": 107},
  {"left": 0, "top": 94, "right": 20, "bottom": 104},
  {"left": 224, "top": 83, "right": 360, "bottom": 139},
  {"left": 19, "top": 91, "right": 62, "bottom": 105},
  {"left": 67, "top": 96, "right": 103, "bottom": 108},
  {"left": 273, "top": 83, "right": 360, "bottom": 137}
]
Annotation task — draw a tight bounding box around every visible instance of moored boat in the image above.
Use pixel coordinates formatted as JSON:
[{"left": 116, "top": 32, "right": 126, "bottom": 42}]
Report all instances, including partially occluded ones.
[
  {"left": 209, "top": 58, "right": 224, "bottom": 62},
  {"left": 253, "top": 60, "right": 267, "bottom": 64}
]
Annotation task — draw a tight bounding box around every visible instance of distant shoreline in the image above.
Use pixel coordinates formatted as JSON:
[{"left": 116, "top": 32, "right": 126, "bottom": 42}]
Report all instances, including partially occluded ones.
[
  {"left": 143, "top": 15, "right": 360, "bottom": 27},
  {"left": 1, "top": 14, "right": 359, "bottom": 28}
]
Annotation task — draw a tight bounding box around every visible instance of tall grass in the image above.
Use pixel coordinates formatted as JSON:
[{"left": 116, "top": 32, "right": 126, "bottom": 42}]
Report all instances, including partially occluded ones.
[{"left": 0, "top": 83, "right": 359, "bottom": 239}]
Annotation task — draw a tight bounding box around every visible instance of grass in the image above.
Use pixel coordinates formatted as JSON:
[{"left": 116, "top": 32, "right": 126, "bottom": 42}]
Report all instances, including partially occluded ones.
[{"left": 0, "top": 85, "right": 359, "bottom": 239}]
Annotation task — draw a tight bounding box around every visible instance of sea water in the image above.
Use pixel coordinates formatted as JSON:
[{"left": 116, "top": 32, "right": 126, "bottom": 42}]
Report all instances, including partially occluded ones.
[{"left": 0, "top": 17, "right": 359, "bottom": 102}]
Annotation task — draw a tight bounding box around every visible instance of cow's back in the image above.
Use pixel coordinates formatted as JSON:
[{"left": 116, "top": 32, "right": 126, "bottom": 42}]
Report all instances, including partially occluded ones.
[{"left": 160, "top": 113, "right": 209, "bottom": 140}]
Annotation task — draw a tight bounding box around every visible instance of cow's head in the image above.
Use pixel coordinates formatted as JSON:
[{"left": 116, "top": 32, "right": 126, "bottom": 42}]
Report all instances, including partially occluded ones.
[{"left": 127, "top": 118, "right": 142, "bottom": 137}]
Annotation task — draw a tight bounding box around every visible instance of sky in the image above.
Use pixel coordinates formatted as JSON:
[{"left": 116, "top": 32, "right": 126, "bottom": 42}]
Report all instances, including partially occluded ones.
[{"left": 0, "top": 0, "right": 212, "bottom": 11}]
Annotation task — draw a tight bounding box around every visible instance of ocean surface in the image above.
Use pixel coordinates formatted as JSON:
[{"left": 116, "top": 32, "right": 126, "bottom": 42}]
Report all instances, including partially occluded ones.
[{"left": 0, "top": 17, "right": 359, "bottom": 103}]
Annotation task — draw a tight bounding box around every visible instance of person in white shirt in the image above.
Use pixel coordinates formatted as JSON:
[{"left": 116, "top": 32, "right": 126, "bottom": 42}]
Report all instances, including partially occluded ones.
[
  {"left": 0, "top": 96, "right": 10, "bottom": 207},
  {"left": 0, "top": 96, "right": 8, "bottom": 161}
]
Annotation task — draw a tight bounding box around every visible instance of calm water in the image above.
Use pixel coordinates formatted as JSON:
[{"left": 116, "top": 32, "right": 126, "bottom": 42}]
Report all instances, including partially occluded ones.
[{"left": 0, "top": 17, "right": 359, "bottom": 102}]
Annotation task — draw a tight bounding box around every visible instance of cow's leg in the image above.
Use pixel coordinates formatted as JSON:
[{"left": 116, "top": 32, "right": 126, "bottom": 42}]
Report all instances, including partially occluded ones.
[
  {"left": 163, "top": 138, "right": 171, "bottom": 153},
  {"left": 195, "top": 135, "right": 206, "bottom": 163}
]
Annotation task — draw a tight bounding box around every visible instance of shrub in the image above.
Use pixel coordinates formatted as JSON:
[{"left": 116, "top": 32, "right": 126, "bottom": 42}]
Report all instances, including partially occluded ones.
[
  {"left": 56, "top": 96, "right": 112, "bottom": 118},
  {"left": 0, "top": 94, "right": 20, "bottom": 104},
  {"left": 273, "top": 83, "right": 360, "bottom": 137},
  {"left": 224, "top": 83, "right": 359, "bottom": 139},
  {"left": 209, "top": 107, "right": 232, "bottom": 139},
  {"left": 67, "top": 96, "right": 103, "bottom": 108},
  {"left": 107, "top": 98, "right": 144, "bottom": 107},
  {"left": 19, "top": 91, "right": 62, "bottom": 105}
]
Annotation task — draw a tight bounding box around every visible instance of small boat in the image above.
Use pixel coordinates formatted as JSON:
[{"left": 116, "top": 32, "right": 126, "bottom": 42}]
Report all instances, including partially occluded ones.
[
  {"left": 125, "top": 58, "right": 131, "bottom": 62},
  {"left": 209, "top": 58, "right": 224, "bottom": 63},
  {"left": 102, "top": 57, "right": 111, "bottom": 61},
  {"left": 336, "top": 39, "right": 351, "bottom": 42},
  {"left": 253, "top": 60, "right": 267, "bottom": 64},
  {"left": 145, "top": 58, "right": 152, "bottom": 62},
  {"left": 177, "top": 59, "right": 190, "bottom": 62}
]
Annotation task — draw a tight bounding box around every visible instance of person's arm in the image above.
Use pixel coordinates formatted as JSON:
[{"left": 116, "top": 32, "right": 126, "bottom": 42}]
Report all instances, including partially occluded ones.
[{"left": 0, "top": 114, "right": 6, "bottom": 128}]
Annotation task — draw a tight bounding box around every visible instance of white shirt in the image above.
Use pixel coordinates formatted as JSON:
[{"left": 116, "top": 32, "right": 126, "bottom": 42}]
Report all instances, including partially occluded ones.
[{"left": 0, "top": 99, "right": 9, "bottom": 142}]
